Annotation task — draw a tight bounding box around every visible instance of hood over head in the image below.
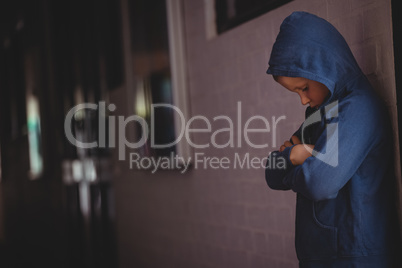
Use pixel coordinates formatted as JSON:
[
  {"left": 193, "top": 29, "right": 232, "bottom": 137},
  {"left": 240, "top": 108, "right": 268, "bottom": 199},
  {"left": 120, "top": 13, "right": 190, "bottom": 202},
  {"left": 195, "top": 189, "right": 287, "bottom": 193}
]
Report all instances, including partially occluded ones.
[{"left": 267, "top": 11, "right": 363, "bottom": 105}]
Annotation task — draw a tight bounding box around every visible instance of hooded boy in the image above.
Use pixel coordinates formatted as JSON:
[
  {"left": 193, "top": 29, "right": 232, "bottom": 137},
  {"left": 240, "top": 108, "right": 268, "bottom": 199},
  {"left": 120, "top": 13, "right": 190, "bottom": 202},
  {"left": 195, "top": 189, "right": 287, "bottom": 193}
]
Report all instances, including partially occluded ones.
[{"left": 265, "top": 12, "right": 401, "bottom": 267}]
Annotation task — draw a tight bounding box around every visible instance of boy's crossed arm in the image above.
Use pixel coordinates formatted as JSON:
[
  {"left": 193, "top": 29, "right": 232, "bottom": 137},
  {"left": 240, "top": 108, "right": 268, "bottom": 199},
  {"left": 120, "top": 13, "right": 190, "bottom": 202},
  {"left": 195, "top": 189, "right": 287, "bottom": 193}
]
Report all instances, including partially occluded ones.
[
  {"left": 265, "top": 134, "right": 314, "bottom": 191},
  {"left": 279, "top": 135, "right": 314, "bottom": 166}
]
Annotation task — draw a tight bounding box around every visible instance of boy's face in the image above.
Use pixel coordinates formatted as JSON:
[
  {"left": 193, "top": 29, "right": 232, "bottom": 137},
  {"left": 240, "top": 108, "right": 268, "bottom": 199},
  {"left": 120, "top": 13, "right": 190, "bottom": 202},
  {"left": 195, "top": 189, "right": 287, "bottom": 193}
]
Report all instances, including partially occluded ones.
[{"left": 275, "top": 76, "right": 330, "bottom": 108}]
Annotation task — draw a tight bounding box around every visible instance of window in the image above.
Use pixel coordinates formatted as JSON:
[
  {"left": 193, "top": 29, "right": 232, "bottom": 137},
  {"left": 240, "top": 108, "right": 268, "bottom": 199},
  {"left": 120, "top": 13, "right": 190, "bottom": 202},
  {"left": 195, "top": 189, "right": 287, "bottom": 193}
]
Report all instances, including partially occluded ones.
[
  {"left": 215, "top": 0, "right": 293, "bottom": 34},
  {"left": 121, "top": 0, "right": 190, "bottom": 160}
]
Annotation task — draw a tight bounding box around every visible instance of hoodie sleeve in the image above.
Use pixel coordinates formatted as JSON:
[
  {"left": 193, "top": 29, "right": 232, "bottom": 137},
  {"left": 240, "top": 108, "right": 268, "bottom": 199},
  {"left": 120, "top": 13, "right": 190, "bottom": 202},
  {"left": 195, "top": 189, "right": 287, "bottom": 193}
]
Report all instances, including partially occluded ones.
[
  {"left": 265, "top": 109, "right": 312, "bottom": 190},
  {"left": 265, "top": 123, "right": 304, "bottom": 190},
  {"left": 281, "top": 101, "right": 382, "bottom": 201},
  {"left": 265, "top": 146, "right": 295, "bottom": 190}
]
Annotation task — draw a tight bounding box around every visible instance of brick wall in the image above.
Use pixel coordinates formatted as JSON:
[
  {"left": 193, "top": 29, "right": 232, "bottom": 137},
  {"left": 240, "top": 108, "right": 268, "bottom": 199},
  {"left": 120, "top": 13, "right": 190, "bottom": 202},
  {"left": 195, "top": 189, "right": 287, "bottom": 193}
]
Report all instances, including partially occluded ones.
[{"left": 113, "top": 0, "right": 399, "bottom": 267}]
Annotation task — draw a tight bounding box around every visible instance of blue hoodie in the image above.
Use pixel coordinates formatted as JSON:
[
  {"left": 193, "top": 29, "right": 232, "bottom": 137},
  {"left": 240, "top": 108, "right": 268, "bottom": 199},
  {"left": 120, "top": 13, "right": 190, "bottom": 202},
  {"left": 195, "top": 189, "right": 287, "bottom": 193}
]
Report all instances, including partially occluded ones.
[{"left": 265, "top": 12, "right": 401, "bottom": 267}]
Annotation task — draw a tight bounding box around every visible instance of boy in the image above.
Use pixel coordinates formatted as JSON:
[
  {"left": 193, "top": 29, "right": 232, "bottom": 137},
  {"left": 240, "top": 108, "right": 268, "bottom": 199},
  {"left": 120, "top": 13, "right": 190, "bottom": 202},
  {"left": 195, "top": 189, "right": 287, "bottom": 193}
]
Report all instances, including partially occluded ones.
[{"left": 265, "top": 12, "right": 401, "bottom": 267}]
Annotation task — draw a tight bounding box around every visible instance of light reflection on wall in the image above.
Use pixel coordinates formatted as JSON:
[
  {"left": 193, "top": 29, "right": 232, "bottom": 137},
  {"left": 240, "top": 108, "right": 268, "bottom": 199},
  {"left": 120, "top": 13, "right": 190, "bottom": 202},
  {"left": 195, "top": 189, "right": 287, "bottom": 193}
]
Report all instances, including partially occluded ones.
[
  {"left": 135, "top": 79, "right": 151, "bottom": 119},
  {"left": 26, "top": 94, "right": 43, "bottom": 179}
]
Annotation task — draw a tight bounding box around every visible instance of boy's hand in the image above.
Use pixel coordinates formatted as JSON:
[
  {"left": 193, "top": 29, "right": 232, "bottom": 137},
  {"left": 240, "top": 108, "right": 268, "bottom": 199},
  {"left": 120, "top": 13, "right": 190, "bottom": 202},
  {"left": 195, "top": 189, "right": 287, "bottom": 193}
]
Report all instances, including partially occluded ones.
[
  {"left": 289, "top": 144, "right": 314, "bottom": 165},
  {"left": 278, "top": 136, "right": 314, "bottom": 165},
  {"left": 279, "top": 135, "right": 301, "bottom": 152}
]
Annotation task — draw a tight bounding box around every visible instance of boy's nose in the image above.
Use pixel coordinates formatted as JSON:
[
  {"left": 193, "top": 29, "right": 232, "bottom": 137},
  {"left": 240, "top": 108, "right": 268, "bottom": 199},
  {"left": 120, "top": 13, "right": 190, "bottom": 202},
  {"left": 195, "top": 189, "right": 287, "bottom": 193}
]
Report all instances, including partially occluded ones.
[{"left": 300, "top": 94, "right": 310, "bottom": 105}]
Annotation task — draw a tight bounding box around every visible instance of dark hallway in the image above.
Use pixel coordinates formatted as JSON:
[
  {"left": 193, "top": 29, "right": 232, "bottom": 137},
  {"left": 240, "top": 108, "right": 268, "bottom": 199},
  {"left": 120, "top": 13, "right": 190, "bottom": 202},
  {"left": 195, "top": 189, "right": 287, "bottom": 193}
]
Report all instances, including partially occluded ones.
[{"left": 0, "top": 0, "right": 121, "bottom": 267}]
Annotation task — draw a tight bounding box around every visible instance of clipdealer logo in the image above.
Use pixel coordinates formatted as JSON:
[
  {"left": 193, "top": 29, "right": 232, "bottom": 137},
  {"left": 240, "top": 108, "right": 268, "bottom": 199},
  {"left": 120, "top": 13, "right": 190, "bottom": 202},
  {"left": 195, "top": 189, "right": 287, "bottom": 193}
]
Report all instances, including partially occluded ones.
[
  {"left": 300, "top": 101, "right": 339, "bottom": 167},
  {"left": 64, "top": 101, "right": 339, "bottom": 172}
]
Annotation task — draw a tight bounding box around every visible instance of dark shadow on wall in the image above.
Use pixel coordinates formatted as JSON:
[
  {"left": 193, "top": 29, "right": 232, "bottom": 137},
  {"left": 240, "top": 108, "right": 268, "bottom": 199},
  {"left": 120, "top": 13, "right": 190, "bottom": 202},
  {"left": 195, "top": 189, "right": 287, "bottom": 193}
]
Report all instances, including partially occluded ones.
[{"left": 391, "top": 0, "right": 402, "bottom": 262}]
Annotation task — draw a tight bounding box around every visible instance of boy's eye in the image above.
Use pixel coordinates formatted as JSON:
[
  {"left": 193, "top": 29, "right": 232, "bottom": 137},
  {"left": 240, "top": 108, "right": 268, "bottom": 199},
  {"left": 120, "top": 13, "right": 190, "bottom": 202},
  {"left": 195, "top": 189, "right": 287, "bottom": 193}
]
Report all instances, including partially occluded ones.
[{"left": 302, "top": 86, "right": 308, "bottom": 92}]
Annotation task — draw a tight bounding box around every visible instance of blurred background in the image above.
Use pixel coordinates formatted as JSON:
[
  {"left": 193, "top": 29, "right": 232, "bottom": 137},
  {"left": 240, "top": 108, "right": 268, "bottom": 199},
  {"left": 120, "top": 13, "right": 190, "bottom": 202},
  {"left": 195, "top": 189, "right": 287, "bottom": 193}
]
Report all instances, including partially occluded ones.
[{"left": 0, "top": 0, "right": 401, "bottom": 267}]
